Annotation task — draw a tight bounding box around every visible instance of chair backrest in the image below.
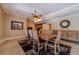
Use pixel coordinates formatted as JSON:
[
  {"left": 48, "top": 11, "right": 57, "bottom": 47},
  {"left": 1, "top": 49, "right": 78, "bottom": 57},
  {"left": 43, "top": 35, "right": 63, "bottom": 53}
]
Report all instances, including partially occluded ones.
[
  {"left": 56, "top": 30, "right": 62, "bottom": 42},
  {"left": 47, "top": 30, "right": 53, "bottom": 35},
  {"left": 28, "top": 30, "right": 33, "bottom": 38},
  {"left": 53, "top": 30, "right": 58, "bottom": 35},
  {"left": 42, "top": 29, "right": 52, "bottom": 41},
  {"left": 32, "top": 30, "right": 39, "bottom": 42}
]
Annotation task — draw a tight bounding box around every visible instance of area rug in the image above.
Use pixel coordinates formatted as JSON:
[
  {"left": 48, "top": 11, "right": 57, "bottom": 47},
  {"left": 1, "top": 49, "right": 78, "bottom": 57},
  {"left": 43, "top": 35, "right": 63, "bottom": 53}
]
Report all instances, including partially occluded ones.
[
  {"left": 38, "top": 44, "right": 71, "bottom": 55},
  {"left": 19, "top": 42, "right": 71, "bottom": 55}
]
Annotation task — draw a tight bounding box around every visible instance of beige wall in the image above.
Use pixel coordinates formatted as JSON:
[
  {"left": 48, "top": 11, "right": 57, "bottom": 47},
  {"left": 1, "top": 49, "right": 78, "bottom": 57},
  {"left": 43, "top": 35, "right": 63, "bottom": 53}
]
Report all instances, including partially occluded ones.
[
  {"left": 45, "top": 14, "right": 79, "bottom": 31},
  {"left": 1, "top": 11, "right": 5, "bottom": 39},
  {"left": 0, "top": 8, "right": 5, "bottom": 39},
  {"left": 0, "top": 9, "right": 2, "bottom": 39},
  {"left": 55, "top": 14, "right": 79, "bottom": 30},
  {"left": 4, "top": 14, "right": 27, "bottom": 38},
  {"left": 0, "top": 7, "right": 27, "bottom": 41}
]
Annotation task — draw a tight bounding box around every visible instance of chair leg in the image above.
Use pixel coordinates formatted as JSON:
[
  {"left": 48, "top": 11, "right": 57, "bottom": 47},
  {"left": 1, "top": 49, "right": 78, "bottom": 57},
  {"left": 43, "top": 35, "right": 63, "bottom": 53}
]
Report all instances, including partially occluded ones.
[
  {"left": 33, "top": 42, "right": 35, "bottom": 50},
  {"left": 57, "top": 44, "right": 60, "bottom": 52},
  {"left": 38, "top": 44, "right": 40, "bottom": 53},
  {"left": 45, "top": 44, "right": 47, "bottom": 52},
  {"left": 54, "top": 46, "right": 57, "bottom": 55}
]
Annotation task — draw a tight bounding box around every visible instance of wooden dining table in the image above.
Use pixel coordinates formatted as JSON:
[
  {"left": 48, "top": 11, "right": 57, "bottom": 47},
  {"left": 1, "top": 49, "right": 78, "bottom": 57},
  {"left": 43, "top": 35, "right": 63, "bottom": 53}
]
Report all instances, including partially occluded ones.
[{"left": 39, "top": 33, "right": 56, "bottom": 41}]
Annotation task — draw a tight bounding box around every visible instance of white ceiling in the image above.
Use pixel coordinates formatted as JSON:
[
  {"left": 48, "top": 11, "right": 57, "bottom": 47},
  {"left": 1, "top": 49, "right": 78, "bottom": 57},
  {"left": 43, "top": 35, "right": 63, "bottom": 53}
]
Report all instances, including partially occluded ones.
[{"left": 1, "top": 3, "right": 78, "bottom": 17}]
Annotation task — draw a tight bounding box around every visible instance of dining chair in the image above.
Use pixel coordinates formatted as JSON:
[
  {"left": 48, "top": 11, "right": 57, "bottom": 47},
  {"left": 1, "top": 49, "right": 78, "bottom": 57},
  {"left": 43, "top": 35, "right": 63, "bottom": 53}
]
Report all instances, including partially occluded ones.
[
  {"left": 45, "top": 30, "right": 62, "bottom": 55},
  {"left": 27, "top": 29, "right": 34, "bottom": 45},
  {"left": 24, "top": 30, "right": 30, "bottom": 44},
  {"left": 32, "top": 30, "right": 46, "bottom": 53},
  {"left": 25, "top": 29, "right": 38, "bottom": 54}
]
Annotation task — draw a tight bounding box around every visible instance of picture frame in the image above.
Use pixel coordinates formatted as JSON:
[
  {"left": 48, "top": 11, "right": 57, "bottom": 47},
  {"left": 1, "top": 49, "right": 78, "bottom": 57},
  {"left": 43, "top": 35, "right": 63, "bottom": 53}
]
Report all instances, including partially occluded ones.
[{"left": 11, "top": 21, "right": 23, "bottom": 30}]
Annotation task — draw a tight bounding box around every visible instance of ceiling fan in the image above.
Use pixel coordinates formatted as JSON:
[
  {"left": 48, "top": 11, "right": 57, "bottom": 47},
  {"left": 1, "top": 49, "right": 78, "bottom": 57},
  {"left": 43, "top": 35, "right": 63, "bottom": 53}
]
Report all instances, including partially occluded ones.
[{"left": 32, "top": 11, "right": 42, "bottom": 19}]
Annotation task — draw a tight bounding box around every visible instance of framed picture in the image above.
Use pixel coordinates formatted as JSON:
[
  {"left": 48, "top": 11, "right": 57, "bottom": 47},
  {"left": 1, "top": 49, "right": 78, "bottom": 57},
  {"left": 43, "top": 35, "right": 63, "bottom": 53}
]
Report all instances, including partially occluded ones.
[{"left": 11, "top": 21, "right": 23, "bottom": 30}]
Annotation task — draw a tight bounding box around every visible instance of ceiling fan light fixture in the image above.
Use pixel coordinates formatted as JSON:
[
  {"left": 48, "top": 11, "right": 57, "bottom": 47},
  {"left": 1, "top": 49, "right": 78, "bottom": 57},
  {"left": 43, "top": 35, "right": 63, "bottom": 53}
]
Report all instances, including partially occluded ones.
[{"left": 32, "top": 11, "right": 43, "bottom": 22}]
